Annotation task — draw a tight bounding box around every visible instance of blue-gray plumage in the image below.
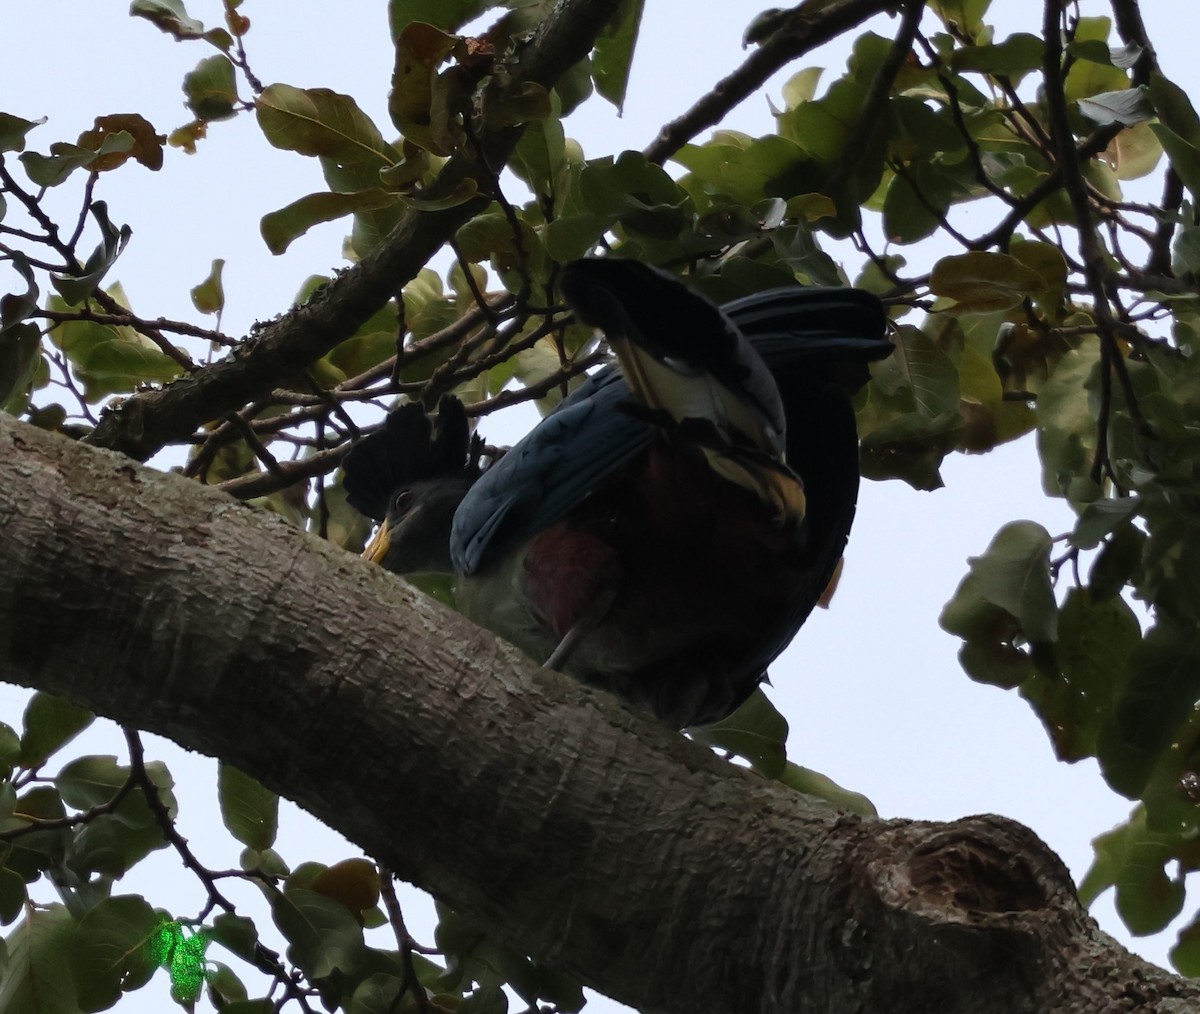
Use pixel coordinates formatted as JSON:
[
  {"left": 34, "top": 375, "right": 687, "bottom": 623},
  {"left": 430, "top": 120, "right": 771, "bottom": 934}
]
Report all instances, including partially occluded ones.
[{"left": 344, "top": 259, "right": 891, "bottom": 727}]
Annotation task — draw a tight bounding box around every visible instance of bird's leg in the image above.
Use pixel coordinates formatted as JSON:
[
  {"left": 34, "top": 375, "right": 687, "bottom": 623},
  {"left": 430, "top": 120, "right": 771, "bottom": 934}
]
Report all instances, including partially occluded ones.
[{"left": 542, "top": 583, "right": 618, "bottom": 672}]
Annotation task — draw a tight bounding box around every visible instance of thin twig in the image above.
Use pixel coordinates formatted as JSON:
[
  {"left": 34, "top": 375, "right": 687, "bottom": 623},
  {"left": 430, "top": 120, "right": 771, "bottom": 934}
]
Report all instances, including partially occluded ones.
[
  {"left": 643, "top": 0, "right": 896, "bottom": 165},
  {"left": 379, "top": 865, "right": 431, "bottom": 1014}
]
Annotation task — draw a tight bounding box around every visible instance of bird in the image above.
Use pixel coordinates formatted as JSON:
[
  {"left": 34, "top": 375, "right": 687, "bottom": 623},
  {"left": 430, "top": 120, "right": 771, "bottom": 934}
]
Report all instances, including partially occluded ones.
[{"left": 343, "top": 258, "right": 891, "bottom": 727}]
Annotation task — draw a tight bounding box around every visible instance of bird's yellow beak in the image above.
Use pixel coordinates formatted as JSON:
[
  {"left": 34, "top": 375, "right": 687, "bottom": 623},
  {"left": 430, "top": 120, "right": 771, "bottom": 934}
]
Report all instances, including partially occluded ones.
[{"left": 363, "top": 521, "right": 392, "bottom": 565}]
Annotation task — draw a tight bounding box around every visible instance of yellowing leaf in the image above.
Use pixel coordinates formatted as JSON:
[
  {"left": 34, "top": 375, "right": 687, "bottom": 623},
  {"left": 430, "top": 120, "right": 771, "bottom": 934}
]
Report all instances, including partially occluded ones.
[{"left": 930, "top": 251, "right": 1042, "bottom": 313}]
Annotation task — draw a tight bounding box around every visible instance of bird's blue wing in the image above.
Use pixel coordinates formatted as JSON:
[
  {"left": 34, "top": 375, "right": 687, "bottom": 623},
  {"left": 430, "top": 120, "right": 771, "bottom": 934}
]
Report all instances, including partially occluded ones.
[
  {"left": 449, "top": 383, "right": 649, "bottom": 575},
  {"left": 450, "top": 276, "right": 890, "bottom": 578}
]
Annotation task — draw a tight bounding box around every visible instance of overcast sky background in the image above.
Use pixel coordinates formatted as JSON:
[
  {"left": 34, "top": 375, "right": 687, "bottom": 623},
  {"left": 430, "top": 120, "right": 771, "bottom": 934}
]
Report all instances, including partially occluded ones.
[{"left": 1, "top": 2, "right": 1193, "bottom": 1011}]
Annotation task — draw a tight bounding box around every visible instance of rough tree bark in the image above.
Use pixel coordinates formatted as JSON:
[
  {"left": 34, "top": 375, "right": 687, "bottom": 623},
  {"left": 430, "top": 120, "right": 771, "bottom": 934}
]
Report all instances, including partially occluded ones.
[{"left": 2, "top": 415, "right": 1197, "bottom": 1013}]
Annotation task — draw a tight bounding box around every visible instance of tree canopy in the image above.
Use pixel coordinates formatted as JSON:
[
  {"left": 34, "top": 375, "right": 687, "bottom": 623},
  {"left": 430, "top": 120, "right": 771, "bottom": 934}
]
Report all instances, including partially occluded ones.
[{"left": 3, "top": 0, "right": 1200, "bottom": 1011}]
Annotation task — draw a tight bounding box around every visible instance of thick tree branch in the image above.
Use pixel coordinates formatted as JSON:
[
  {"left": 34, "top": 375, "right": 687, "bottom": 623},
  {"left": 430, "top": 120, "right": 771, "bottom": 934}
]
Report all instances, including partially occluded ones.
[
  {"left": 2, "top": 416, "right": 1197, "bottom": 1013},
  {"left": 82, "top": 0, "right": 623, "bottom": 463},
  {"left": 642, "top": 0, "right": 896, "bottom": 166}
]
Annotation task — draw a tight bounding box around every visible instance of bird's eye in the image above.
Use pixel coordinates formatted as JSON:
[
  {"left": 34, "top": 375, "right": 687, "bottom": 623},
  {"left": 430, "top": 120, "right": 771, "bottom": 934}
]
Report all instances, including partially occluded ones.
[{"left": 391, "top": 489, "right": 415, "bottom": 515}]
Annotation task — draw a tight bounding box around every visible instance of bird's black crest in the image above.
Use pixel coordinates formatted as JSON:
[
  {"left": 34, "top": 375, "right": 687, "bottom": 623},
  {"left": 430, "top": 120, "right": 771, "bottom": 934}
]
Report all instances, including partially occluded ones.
[{"left": 343, "top": 396, "right": 481, "bottom": 522}]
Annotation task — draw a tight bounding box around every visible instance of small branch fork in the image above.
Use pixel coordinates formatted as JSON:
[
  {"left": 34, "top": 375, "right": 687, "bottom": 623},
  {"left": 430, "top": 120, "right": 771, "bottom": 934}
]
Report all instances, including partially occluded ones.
[{"left": 122, "top": 726, "right": 320, "bottom": 1011}]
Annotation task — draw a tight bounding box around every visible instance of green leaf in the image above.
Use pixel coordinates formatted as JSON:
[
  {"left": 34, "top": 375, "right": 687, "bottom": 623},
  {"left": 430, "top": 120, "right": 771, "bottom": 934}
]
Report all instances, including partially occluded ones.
[
  {"left": 1149, "top": 72, "right": 1200, "bottom": 148},
  {"left": 395, "top": 178, "right": 479, "bottom": 211},
  {"left": 218, "top": 762, "right": 279, "bottom": 850},
  {"left": 261, "top": 189, "right": 398, "bottom": 255},
  {"left": 2, "top": 250, "right": 40, "bottom": 334},
  {"left": 434, "top": 906, "right": 540, "bottom": 1001},
  {"left": 882, "top": 162, "right": 961, "bottom": 245},
  {"left": 388, "top": 0, "right": 491, "bottom": 34},
  {"left": 928, "top": 0, "right": 989, "bottom": 41},
  {"left": 1071, "top": 497, "right": 1141, "bottom": 549},
  {"left": 60, "top": 756, "right": 172, "bottom": 877},
  {"left": 56, "top": 755, "right": 127, "bottom": 810},
  {"left": 73, "top": 339, "right": 184, "bottom": 401},
  {"left": 1036, "top": 345, "right": 1102, "bottom": 500},
  {"left": 129, "top": 0, "right": 231, "bottom": 48},
  {"left": 208, "top": 914, "right": 259, "bottom": 963},
  {"left": 1149, "top": 122, "right": 1200, "bottom": 204},
  {"left": 1009, "top": 240, "right": 1069, "bottom": 319},
  {"left": 675, "top": 134, "right": 803, "bottom": 209},
  {"left": 69, "top": 895, "right": 160, "bottom": 1012},
  {"left": 18, "top": 693, "right": 93, "bottom": 769},
  {"left": 780, "top": 67, "right": 823, "bottom": 109},
  {"left": 206, "top": 962, "right": 249, "bottom": 1006},
  {"left": 592, "top": 0, "right": 644, "bottom": 113},
  {"left": 70, "top": 812, "right": 169, "bottom": 878},
  {"left": 967, "top": 521, "right": 1057, "bottom": 642},
  {"left": 349, "top": 972, "right": 404, "bottom": 1014},
  {"left": 269, "top": 887, "right": 365, "bottom": 981},
  {"left": 0, "top": 113, "right": 46, "bottom": 153},
  {"left": 240, "top": 846, "right": 289, "bottom": 876},
  {"left": 0, "top": 905, "right": 80, "bottom": 1014},
  {"left": 461, "top": 988, "right": 509, "bottom": 1014},
  {"left": 509, "top": 98, "right": 568, "bottom": 202},
  {"left": 857, "top": 409, "right": 962, "bottom": 492},
  {"left": 1088, "top": 522, "right": 1145, "bottom": 602},
  {"left": 256, "top": 84, "right": 397, "bottom": 170},
  {"left": 777, "top": 762, "right": 877, "bottom": 816},
  {"left": 50, "top": 201, "right": 132, "bottom": 306},
  {"left": 1170, "top": 916, "right": 1200, "bottom": 977},
  {"left": 0, "top": 322, "right": 42, "bottom": 416},
  {"left": 870, "top": 325, "right": 959, "bottom": 419},
  {"left": 190, "top": 258, "right": 225, "bottom": 315},
  {"left": 1101, "top": 619, "right": 1200, "bottom": 798},
  {"left": 688, "top": 689, "right": 788, "bottom": 778},
  {"left": 18, "top": 143, "right": 109, "bottom": 188},
  {"left": 948, "top": 33, "right": 1044, "bottom": 76},
  {"left": 0, "top": 867, "right": 27, "bottom": 925},
  {"left": 1020, "top": 589, "right": 1140, "bottom": 761},
  {"left": 1113, "top": 818, "right": 1186, "bottom": 935},
  {"left": 1063, "top": 18, "right": 1129, "bottom": 103},
  {"left": 930, "top": 251, "right": 1042, "bottom": 313},
  {"left": 1078, "top": 86, "right": 1154, "bottom": 127},
  {"left": 2, "top": 786, "right": 67, "bottom": 880},
  {"left": 184, "top": 54, "right": 239, "bottom": 121},
  {"left": 0, "top": 722, "right": 19, "bottom": 769}
]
